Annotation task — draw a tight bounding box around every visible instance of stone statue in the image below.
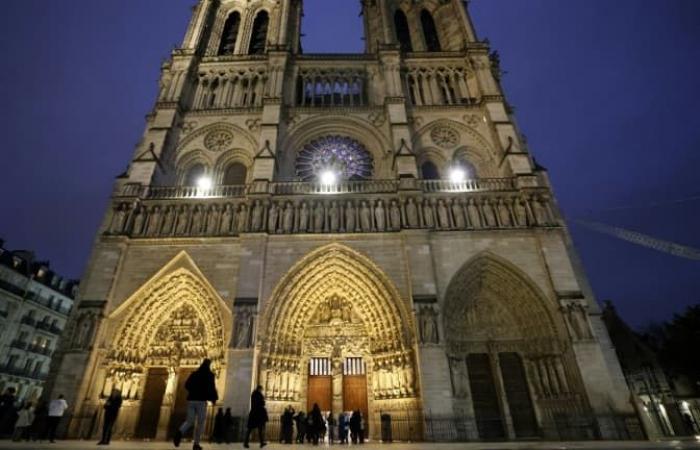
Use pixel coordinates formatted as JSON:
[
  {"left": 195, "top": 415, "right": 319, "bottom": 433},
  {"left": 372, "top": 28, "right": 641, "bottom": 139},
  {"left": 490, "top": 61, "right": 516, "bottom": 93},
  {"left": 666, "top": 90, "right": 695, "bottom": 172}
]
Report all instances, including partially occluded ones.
[
  {"left": 313, "top": 201, "right": 325, "bottom": 232},
  {"left": 110, "top": 204, "right": 127, "bottom": 234},
  {"left": 72, "top": 314, "right": 95, "bottom": 349},
  {"left": 345, "top": 201, "right": 356, "bottom": 232},
  {"left": 375, "top": 200, "right": 386, "bottom": 231},
  {"left": 161, "top": 206, "right": 175, "bottom": 236},
  {"left": 329, "top": 201, "right": 340, "bottom": 232},
  {"left": 567, "top": 304, "right": 593, "bottom": 340},
  {"left": 251, "top": 201, "right": 263, "bottom": 231},
  {"left": 497, "top": 199, "right": 511, "bottom": 227},
  {"left": 298, "top": 202, "right": 309, "bottom": 232},
  {"left": 532, "top": 196, "right": 550, "bottom": 225},
  {"left": 467, "top": 199, "right": 481, "bottom": 228},
  {"left": 449, "top": 358, "right": 469, "bottom": 398},
  {"left": 132, "top": 207, "right": 146, "bottom": 236},
  {"left": 420, "top": 307, "right": 439, "bottom": 344},
  {"left": 513, "top": 197, "right": 528, "bottom": 227},
  {"left": 422, "top": 200, "right": 434, "bottom": 228},
  {"left": 451, "top": 200, "right": 466, "bottom": 228},
  {"left": 220, "top": 204, "right": 233, "bottom": 234},
  {"left": 207, "top": 205, "right": 220, "bottom": 235},
  {"left": 145, "top": 206, "right": 161, "bottom": 236},
  {"left": 482, "top": 199, "right": 497, "bottom": 228},
  {"left": 164, "top": 366, "right": 177, "bottom": 404},
  {"left": 236, "top": 204, "right": 249, "bottom": 232},
  {"left": 437, "top": 199, "right": 450, "bottom": 229},
  {"left": 175, "top": 206, "right": 190, "bottom": 235},
  {"left": 282, "top": 202, "right": 294, "bottom": 233},
  {"left": 389, "top": 200, "right": 401, "bottom": 230},
  {"left": 235, "top": 313, "right": 252, "bottom": 348},
  {"left": 268, "top": 202, "right": 279, "bottom": 233},
  {"left": 406, "top": 198, "right": 419, "bottom": 228},
  {"left": 191, "top": 205, "right": 204, "bottom": 235},
  {"left": 360, "top": 201, "right": 371, "bottom": 231}
]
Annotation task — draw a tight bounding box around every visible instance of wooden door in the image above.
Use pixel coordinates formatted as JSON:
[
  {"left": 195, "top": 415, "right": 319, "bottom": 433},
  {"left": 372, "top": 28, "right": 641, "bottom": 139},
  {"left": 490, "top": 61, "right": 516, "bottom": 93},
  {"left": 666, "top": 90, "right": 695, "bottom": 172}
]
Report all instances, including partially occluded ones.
[
  {"left": 168, "top": 368, "right": 195, "bottom": 439},
  {"left": 307, "top": 376, "right": 332, "bottom": 412},
  {"left": 499, "top": 353, "right": 539, "bottom": 438},
  {"left": 343, "top": 375, "right": 368, "bottom": 429},
  {"left": 136, "top": 368, "right": 167, "bottom": 439},
  {"left": 467, "top": 354, "right": 505, "bottom": 440}
]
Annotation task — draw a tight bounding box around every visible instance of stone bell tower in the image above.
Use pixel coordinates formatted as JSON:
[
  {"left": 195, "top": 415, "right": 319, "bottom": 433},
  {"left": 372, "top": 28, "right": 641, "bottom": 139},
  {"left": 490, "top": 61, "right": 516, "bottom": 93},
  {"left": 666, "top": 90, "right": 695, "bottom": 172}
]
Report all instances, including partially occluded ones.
[{"left": 47, "top": 0, "right": 641, "bottom": 442}]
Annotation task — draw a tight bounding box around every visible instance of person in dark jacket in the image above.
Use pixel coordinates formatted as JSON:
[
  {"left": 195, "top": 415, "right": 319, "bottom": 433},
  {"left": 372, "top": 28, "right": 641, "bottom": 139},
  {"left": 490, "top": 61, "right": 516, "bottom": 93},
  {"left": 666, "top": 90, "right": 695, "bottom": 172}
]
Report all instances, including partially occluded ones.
[
  {"left": 281, "top": 406, "right": 294, "bottom": 444},
  {"left": 243, "top": 385, "right": 268, "bottom": 448},
  {"left": 223, "top": 408, "right": 234, "bottom": 444},
  {"left": 212, "top": 408, "right": 224, "bottom": 443},
  {"left": 293, "top": 411, "right": 306, "bottom": 443},
  {"left": 174, "top": 359, "right": 219, "bottom": 450},
  {"left": 97, "top": 389, "right": 122, "bottom": 445},
  {"left": 309, "top": 403, "right": 324, "bottom": 445}
]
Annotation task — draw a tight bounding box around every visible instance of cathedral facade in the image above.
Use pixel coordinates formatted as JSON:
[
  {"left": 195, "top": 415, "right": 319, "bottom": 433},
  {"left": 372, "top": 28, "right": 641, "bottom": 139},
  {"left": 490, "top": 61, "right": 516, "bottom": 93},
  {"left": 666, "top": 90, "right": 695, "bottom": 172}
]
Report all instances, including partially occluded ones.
[{"left": 46, "top": 0, "right": 640, "bottom": 441}]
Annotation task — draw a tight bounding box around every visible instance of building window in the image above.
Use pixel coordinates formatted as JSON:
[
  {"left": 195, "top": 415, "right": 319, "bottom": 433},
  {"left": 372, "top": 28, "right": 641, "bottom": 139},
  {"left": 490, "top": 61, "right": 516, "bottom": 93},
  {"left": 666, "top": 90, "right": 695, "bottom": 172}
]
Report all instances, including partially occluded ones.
[
  {"left": 218, "top": 11, "right": 241, "bottom": 55},
  {"left": 394, "top": 10, "right": 413, "bottom": 53},
  {"left": 223, "top": 163, "right": 248, "bottom": 186},
  {"left": 295, "top": 136, "right": 374, "bottom": 182},
  {"left": 248, "top": 11, "right": 269, "bottom": 55},
  {"left": 183, "top": 164, "right": 206, "bottom": 186},
  {"left": 421, "top": 161, "right": 440, "bottom": 180},
  {"left": 421, "top": 10, "right": 441, "bottom": 52}
]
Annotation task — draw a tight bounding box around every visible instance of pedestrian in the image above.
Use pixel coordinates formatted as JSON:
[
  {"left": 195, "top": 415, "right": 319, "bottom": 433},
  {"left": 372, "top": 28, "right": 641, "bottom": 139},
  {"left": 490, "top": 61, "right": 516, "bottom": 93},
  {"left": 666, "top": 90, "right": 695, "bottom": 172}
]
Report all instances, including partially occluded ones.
[
  {"left": 223, "top": 408, "right": 234, "bottom": 444},
  {"left": 30, "top": 400, "right": 47, "bottom": 441},
  {"left": 173, "top": 359, "right": 219, "bottom": 450},
  {"left": 212, "top": 408, "right": 225, "bottom": 443},
  {"left": 327, "top": 411, "right": 336, "bottom": 444},
  {"left": 357, "top": 410, "right": 365, "bottom": 444},
  {"left": 349, "top": 410, "right": 360, "bottom": 444},
  {"left": 243, "top": 385, "right": 268, "bottom": 448},
  {"left": 97, "top": 389, "right": 122, "bottom": 445},
  {"left": 293, "top": 410, "right": 306, "bottom": 443},
  {"left": 46, "top": 394, "right": 68, "bottom": 443},
  {"left": 0, "top": 387, "right": 17, "bottom": 437},
  {"left": 281, "top": 406, "right": 294, "bottom": 444},
  {"left": 310, "top": 403, "right": 325, "bottom": 445},
  {"left": 338, "top": 412, "right": 347, "bottom": 444},
  {"left": 12, "top": 402, "right": 34, "bottom": 441}
]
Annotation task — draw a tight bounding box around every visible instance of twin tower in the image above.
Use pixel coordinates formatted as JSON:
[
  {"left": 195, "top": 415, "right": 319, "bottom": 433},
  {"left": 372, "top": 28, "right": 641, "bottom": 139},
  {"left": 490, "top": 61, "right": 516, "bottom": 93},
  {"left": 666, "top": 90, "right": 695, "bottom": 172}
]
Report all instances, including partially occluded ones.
[{"left": 45, "top": 0, "right": 641, "bottom": 443}]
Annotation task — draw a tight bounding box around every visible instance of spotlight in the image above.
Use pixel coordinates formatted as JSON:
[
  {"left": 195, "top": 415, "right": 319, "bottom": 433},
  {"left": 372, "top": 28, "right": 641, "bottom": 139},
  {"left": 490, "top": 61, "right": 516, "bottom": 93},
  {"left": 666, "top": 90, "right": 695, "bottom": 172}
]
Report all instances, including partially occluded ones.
[
  {"left": 196, "top": 176, "right": 213, "bottom": 190},
  {"left": 449, "top": 167, "right": 467, "bottom": 183},
  {"left": 320, "top": 170, "right": 337, "bottom": 185}
]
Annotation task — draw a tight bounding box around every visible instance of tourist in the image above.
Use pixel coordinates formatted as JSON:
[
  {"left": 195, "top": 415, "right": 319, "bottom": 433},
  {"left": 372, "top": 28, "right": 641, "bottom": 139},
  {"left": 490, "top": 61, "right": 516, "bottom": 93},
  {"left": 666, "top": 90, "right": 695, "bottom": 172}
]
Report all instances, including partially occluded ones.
[
  {"left": 212, "top": 408, "right": 225, "bottom": 443},
  {"left": 0, "top": 387, "right": 17, "bottom": 437},
  {"left": 281, "top": 406, "right": 294, "bottom": 444},
  {"left": 326, "top": 411, "right": 336, "bottom": 444},
  {"left": 223, "top": 408, "right": 234, "bottom": 443},
  {"left": 338, "top": 412, "right": 347, "bottom": 444},
  {"left": 46, "top": 394, "right": 68, "bottom": 443},
  {"left": 243, "top": 385, "right": 268, "bottom": 448},
  {"left": 173, "top": 359, "right": 219, "bottom": 450},
  {"left": 293, "top": 410, "right": 306, "bottom": 443},
  {"left": 97, "top": 389, "right": 122, "bottom": 445},
  {"left": 12, "top": 402, "right": 34, "bottom": 441},
  {"left": 30, "top": 400, "right": 47, "bottom": 441},
  {"left": 310, "top": 403, "right": 325, "bottom": 445}
]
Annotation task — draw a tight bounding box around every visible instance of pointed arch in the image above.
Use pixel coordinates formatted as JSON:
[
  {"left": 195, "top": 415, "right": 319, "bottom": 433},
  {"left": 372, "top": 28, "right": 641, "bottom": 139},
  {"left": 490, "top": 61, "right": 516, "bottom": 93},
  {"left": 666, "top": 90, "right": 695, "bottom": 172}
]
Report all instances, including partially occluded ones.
[
  {"left": 260, "top": 244, "right": 415, "bottom": 355},
  {"left": 248, "top": 10, "right": 269, "bottom": 55},
  {"left": 107, "top": 252, "right": 232, "bottom": 369},
  {"left": 421, "top": 9, "right": 441, "bottom": 52},
  {"left": 218, "top": 11, "right": 241, "bottom": 55},
  {"left": 443, "top": 252, "right": 559, "bottom": 345},
  {"left": 394, "top": 10, "right": 413, "bottom": 53}
]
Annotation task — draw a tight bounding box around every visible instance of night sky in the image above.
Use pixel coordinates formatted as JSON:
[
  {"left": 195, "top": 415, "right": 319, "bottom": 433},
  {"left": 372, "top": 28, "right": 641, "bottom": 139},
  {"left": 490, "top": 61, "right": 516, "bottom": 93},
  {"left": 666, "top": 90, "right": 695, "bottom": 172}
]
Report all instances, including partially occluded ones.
[{"left": 0, "top": 0, "right": 698, "bottom": 329}]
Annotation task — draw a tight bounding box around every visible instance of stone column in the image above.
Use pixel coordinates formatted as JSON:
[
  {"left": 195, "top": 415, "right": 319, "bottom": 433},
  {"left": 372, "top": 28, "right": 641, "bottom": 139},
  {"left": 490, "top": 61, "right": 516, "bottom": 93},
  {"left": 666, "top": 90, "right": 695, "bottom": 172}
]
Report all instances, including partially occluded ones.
[
  {"left": 490, "top": 351, "right": 516, "bottom": 439},
  {"left": 332, "top": 357, "right": 344, "bottom": 414}
]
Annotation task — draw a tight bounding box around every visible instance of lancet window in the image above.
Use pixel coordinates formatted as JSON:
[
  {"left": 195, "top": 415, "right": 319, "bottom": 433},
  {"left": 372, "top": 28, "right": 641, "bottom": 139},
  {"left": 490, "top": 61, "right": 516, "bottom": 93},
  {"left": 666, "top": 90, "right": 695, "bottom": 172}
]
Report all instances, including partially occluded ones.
[
  {"left": 183, "top": 164, "right": 206, "bottom": 186},
  {"left": 222, "top": 163, "right": 247, "bottom": 185},
  {"left": 193, "top": 69, "right": 267, "bottom": 109},
  {"left": 421, "top": 10, "right": 441, "bottom": 52},
  {"left": 248, "top": 11, "right": 269, "bottom": 55},
  {"left": 420, "top": 161, "right": 440, "bottom": 180},
  {"left": 296, "top": 69, "right": 367, "bottom": 106},
  {"left": 218, "top": 11, "right": 241, "bottom": 55},
  {"left": 394, "top": 10, "right": 413, "bottom": 53},
  {"left": 403, "top": 67, "right": 471, "bottom": 105}
]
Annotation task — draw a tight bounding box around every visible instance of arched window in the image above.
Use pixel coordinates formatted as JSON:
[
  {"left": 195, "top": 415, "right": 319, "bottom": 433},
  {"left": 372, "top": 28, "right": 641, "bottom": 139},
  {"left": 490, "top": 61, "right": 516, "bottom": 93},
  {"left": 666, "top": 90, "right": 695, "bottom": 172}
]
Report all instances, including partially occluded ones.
[
  {"left": 421, "top": 10, "right": 441, "bottom": 52},
  {"left": 183, "top": 164, "right": 206, "bottom": 186},
  {"left": 223, "top": 163, "right": 248, "bottom": 185},
  {"left": 218, "top": 11, "right": 241, "bottom": 55},
  {"left": 454, "top": 158, "right": 478, "bottom": 179},
  {"left": 248, "top": 11, "right": 269, "bottom": 55},
  {"left": 394, "top": 10, "right": 413, "bottom": 53},
  {"left": 421, "top": 161, "right": 440, "bottom": 180}
]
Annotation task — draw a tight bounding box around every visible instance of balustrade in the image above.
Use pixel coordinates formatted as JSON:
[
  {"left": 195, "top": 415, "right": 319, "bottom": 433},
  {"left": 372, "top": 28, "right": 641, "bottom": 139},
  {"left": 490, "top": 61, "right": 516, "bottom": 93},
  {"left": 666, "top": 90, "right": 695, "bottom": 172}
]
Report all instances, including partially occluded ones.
[
  {"left": 403, "top": 64, "right": 476, "bottom": 106},
  {"left": 296, "top": 67, "right": 368, "bottom": 107},
  {"left": 192, "top": 67, "right": 268, "bottom": 109}
]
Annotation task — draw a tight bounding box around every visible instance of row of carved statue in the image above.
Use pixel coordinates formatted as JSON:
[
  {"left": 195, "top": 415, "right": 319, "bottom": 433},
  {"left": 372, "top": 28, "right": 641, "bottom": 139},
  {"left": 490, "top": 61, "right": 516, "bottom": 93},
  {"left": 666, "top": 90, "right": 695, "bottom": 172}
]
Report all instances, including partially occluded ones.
[{"left": 107, "top": 193, "right": 558, "bottom": 238}]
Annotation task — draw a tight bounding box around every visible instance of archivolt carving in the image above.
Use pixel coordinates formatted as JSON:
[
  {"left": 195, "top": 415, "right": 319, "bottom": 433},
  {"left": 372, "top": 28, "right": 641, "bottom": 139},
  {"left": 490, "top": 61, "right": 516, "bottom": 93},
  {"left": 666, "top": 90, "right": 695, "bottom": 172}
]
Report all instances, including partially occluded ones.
[
  {"left": 443, "top": 252, "right": 560, "bottom": 348},
  {"left": 105, "top": 254, "right": 231, "bottom": 372},
  {"left": 260, "top": 244, "right": 414, "bottom": 355}
]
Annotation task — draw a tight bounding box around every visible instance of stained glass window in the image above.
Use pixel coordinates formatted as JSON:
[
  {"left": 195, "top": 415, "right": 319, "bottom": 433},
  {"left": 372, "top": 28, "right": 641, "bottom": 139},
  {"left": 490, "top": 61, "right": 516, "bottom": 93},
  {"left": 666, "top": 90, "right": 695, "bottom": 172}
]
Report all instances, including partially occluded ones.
[{"left": 295, "top": 136, "right": 374, "bottom": 182}]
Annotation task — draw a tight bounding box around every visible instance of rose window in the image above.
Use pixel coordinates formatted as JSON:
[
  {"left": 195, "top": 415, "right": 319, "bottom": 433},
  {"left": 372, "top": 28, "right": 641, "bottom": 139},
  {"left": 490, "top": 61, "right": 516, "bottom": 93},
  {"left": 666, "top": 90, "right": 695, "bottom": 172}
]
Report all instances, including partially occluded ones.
[{"left": 295, "top": 136, "right": 374, "bottom": 182}]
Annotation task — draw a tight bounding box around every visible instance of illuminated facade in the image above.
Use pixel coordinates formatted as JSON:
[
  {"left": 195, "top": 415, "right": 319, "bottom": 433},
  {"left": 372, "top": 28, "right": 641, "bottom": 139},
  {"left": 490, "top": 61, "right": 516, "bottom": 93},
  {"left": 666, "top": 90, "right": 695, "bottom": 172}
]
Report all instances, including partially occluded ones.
[{"left": 47, "top": 0, "right": 641, "bottom": 441}]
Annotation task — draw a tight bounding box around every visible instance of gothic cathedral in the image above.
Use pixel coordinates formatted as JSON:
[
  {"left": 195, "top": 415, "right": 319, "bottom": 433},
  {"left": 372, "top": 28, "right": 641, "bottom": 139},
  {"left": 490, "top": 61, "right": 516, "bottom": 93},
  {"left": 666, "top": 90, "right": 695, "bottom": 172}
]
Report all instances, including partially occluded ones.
[{"left": 46, "top": 0, "right": 639, "bottom": 442}]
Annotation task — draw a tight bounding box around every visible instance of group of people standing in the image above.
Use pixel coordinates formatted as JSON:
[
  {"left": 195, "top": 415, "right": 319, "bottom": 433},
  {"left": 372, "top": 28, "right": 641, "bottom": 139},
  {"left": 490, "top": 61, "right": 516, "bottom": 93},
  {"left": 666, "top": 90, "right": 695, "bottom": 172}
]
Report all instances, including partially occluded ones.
[
  {"left": 0, "top": 387, "right": 69, "bottom": 443},
  {"left": 280, "top": 405, "right": 365, "bottom": 445}
]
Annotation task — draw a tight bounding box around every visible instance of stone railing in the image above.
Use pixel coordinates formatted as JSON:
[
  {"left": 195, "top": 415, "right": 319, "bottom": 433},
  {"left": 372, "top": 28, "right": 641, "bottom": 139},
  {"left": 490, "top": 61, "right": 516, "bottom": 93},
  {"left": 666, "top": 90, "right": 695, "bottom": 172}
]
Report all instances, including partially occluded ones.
[{"left": 106, "top": 179, "right": 558, "bottom": 238}]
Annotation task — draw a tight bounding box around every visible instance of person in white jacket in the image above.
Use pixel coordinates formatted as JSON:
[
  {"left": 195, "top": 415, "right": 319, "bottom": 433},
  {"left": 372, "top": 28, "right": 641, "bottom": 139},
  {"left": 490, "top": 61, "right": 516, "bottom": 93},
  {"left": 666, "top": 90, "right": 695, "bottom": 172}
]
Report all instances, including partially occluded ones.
[{"left": 12, "top": 403, "right": 34, "bottom": 441}]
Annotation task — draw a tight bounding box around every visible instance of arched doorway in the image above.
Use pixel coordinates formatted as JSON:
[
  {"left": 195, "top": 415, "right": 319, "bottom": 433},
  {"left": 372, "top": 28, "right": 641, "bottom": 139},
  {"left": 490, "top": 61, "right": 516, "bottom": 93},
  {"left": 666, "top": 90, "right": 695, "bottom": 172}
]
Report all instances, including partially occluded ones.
[
  {"left": 258, "top": 244, "right": 421, "bottom": 439},
  {"left": 97, "top": 253, "right": 231, "bottom": 440},
  {"left": 443, "top": 253, "right": 589, "bottom": 440}
]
